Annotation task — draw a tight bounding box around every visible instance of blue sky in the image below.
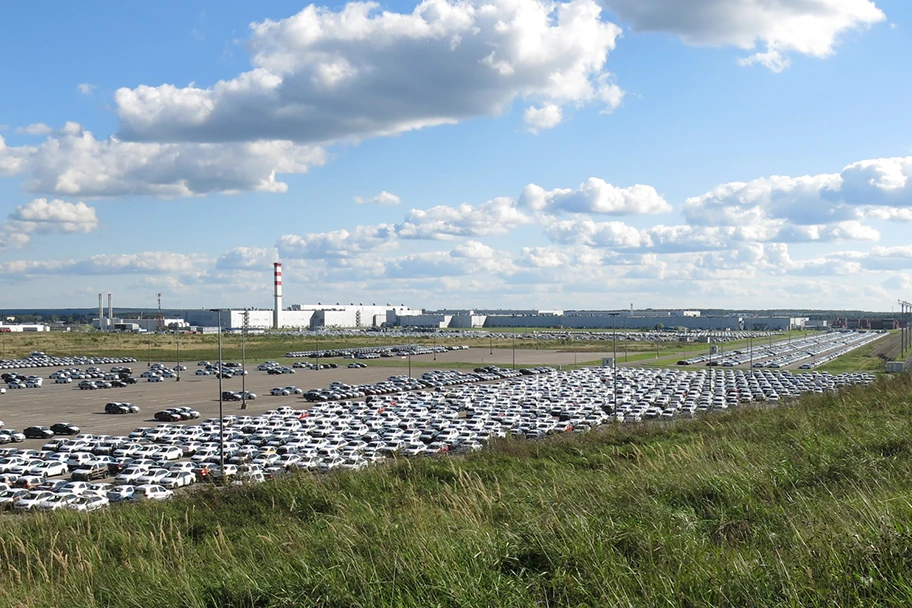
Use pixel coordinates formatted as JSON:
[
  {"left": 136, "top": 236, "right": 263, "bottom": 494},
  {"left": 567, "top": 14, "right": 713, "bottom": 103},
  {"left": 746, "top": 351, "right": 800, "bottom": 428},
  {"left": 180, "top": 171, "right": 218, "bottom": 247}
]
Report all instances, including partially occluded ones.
[{"left": 1, "top": 0, "right": 910, "bottom": 311}]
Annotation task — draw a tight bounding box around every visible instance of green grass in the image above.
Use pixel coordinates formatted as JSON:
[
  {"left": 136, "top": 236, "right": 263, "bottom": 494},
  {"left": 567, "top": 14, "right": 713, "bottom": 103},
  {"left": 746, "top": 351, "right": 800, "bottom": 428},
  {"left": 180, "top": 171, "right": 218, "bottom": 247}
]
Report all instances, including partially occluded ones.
[{"left": 3, "top": 373, "right": 912, "bottom": 606}]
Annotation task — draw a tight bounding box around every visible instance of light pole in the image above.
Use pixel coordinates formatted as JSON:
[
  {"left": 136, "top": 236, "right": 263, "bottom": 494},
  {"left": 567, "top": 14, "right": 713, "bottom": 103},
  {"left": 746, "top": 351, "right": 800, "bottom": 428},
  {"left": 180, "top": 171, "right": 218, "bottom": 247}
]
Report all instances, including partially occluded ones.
[
  {"left": 147, "top": 340, "right": 152, "bottom": 368},
  {"left": 408, "top": 351, "right": 412, "bottom": 378},
  {"left": 241, "top": 311, "right": 248, "bottom": 410},
  {"left": 211, "top": 309, "right": 225, "bottom": 483},
  {"left": 749, "top": 336, "right": 753, "bottom": 377},
  {"left": 512, "top": 334, "right": 516, "bottom": 369},
  {"left": 609, "top": 313, "right": 619, "bottom": 413},
  {"left": 624, "top": 316, "right": 628, "bottom": 362},
  {"left": 433, "top": 330, "right": 437, "bottom": 362},
  {"left": 175, "top": 328, "right": 181, "bottom": 382},
  {"left": 707, "top": 315, "right": 714, "bottom": 367},
  {"left": 489, "top": 335, "right": 493, "bottom": 356}
]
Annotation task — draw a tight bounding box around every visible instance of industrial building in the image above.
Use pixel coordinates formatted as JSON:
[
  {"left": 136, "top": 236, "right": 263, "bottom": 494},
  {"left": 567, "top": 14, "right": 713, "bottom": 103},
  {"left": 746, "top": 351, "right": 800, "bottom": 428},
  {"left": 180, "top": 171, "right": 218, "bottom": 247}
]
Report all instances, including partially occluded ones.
[{"left": 0, "top": 323, "right": 50, "bottom": 332}]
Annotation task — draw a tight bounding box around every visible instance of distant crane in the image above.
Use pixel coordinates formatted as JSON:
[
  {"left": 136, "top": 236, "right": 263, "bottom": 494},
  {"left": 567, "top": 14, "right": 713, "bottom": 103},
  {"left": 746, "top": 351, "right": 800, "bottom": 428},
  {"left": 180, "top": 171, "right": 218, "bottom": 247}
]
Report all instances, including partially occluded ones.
[{"left": 157, "top": 293, "right": 164, "bottom": 331}]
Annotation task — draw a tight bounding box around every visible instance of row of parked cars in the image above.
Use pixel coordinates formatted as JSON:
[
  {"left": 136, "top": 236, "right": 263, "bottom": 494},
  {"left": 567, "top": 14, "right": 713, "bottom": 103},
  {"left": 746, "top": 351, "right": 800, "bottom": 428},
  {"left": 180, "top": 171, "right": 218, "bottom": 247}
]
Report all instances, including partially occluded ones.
[
  {"left": 0, "top": 352, "right": 137, "bottom": 371},
  {"left": 3, "top": 373, "right": 43, "bottom": 389}
]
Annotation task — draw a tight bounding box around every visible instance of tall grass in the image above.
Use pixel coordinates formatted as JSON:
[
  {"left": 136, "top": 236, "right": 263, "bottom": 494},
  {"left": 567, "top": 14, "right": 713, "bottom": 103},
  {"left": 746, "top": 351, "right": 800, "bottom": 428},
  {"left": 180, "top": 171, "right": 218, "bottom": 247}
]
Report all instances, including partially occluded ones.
[{"left": 3, "top": 376, "right": 912, "bottom": 606}]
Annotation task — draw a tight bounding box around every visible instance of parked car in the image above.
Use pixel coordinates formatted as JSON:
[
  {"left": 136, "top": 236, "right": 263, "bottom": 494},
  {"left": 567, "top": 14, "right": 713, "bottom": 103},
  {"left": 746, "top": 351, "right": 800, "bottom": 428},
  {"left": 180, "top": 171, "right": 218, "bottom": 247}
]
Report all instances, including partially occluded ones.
[
  {"left": 131, "top": 484, "right": 173, "bottom": 501},
  {"left": 105, "top": 402, "right": 139, "bottom": 414},
  {"left": 50, "top": 423, "right": 81, "bottom": 436},
  {"left": 160, "top": 471, "right": 194, "bottom": 489},
  {"left": 23, "top": 426, "right": 54, "bottom": 439},
  {"left": 67, "top": 494, "right": 110, "bottom": 511},
  {"left": 153, "top": 410, "right": 182, "bottom": 422},
  {"left": 71, "top": 462, "right": 109, "bottom": 481}
]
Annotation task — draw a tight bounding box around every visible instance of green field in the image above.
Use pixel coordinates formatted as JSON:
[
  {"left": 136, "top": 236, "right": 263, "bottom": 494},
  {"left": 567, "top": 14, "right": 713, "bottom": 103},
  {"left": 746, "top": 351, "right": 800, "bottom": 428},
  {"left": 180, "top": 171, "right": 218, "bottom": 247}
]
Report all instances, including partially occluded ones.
[
  {"left": 2, "top": 371, "right": 912, "bottom": 606},
  {"left": 6, "top": 329, "right": 889, "bottom": 373}
]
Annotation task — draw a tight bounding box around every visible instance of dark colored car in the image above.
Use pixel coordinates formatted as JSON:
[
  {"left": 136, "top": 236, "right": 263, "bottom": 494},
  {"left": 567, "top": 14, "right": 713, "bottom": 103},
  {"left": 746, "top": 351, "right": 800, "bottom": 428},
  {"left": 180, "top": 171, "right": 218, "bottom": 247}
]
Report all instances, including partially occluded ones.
[
  {"left": 105, "top": 402, "right": 130, "bottom": 414},
  {"left": 153, "top": 410, "right": 181, "bottom": 422},
  {"left": 50, "top": 423, "right": 81, "bottom": 436},
  {"left": 23, "top": 426, "right": 55, "bottom": 439}
]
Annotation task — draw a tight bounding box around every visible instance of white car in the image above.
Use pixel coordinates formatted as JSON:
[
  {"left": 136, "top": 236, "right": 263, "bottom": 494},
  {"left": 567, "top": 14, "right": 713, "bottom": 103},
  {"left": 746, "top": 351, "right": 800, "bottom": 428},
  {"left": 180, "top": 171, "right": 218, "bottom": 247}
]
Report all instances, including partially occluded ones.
[
  {"left": 39, "top": 494, "right": 79, "bottom": 511},
  {"left": 160, "top": 471, "right": 194, "bottom": 489},
  {"left": 195, "top": 369, "right": 211, "bottom": 376},
  {"left": 107, "top": 485, "right": 135, "bottom": 503},
  {"left": 54, "top": 377, "right": 72, "bottom": 384},
  {"left": 136, "top": 469, "right": 170, "bottom": 485},
  {"left": 132, "top": 484, "right": 173, "bottom": 501},
  {"left": 29, "top": 461, "right": 68, "bottom": 477},
  {"left": 67, "top": 494, "right": 110, "bottom": 511},
  {"left": 114, "top": 467, "right": 149, "bottom": 484},
  {"left": 147, "top": 376, "right": 163, "bottom": 383},
  {"left": 154, "top": 446, "right": 183, "bottom": 461},
  {"left": 13, "top": 490, "right": 55, "bottom": 511}
]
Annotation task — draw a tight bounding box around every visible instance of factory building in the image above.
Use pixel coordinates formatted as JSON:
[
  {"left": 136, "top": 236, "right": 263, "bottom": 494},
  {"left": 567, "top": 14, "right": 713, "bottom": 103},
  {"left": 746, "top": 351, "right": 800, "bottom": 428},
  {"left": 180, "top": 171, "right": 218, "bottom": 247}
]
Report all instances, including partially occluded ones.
[
  {"left": 287, "top": 304, "right": 422, "bottom": 328},
  {"left": 0, "top": 323, "right": 50, "bottom": 332},
  {"left": 181, "top": 309, "right": 314, "bottom": 330},
  {"left": 385, "top": 309, "right": 793, "bottom": 331},
  {"left": 91, "top": 317, "right": 190, "bottom": 332}
]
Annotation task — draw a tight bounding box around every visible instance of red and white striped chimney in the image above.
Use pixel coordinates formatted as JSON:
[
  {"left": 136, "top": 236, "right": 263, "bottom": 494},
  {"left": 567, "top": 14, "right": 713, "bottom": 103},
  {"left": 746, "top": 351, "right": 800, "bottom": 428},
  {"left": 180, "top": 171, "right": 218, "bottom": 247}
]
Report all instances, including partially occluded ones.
[{"left": 273, "top": 262, "right": 282, "bottom": 329}]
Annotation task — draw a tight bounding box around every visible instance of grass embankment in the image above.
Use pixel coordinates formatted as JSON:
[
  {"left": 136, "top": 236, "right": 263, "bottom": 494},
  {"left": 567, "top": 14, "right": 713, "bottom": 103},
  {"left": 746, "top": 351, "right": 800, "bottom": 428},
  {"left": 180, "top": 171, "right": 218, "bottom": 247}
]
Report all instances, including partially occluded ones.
[{"left": 3, "top": 375, "right": 912, "bottom": 606}]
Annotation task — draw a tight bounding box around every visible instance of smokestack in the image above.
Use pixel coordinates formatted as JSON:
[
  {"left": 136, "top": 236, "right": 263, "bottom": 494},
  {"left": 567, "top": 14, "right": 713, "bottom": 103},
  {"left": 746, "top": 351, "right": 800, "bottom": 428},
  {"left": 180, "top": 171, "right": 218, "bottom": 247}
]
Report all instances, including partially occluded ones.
[
  {"left": 108, "top": 293, "right": 113, "bottom": 329},
  {"left": 98, "top": 294, "right": 104, "bottom": 331},
  {"left": 273, "top": 262, "right": 283, "bottom": 329}
]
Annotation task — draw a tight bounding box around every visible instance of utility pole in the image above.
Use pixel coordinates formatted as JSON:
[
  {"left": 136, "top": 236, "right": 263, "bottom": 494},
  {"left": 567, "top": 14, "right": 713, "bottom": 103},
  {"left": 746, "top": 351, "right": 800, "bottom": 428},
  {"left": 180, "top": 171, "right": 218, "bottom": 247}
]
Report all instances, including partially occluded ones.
[
  {"left": 241, "top": 310, "right": 249, "bottom": 410},
  {"left": 211, "top": 309, "right": 225, "bottom": 483},
  {"left": 175, "top": 327, "right": 181, "bottom": 382}
]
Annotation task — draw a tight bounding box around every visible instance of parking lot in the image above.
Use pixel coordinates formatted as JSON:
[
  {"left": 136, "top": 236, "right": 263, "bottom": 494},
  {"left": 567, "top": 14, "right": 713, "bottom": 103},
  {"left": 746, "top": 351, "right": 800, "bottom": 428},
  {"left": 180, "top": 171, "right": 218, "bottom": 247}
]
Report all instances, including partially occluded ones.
[
  {"left": 0, "top": 348, "right": 616, "bottom": 446},
  {"left": 0, "top": 342, "right": 881, "bottom": 513}
]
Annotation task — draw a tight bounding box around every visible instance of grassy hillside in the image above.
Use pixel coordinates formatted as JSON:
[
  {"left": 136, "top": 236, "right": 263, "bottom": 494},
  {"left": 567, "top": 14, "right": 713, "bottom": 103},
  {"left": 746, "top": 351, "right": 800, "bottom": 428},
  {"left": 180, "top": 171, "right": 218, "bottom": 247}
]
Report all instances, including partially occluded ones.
[{"left": 3, "top": 375, "right": 912, "bottom": 607}]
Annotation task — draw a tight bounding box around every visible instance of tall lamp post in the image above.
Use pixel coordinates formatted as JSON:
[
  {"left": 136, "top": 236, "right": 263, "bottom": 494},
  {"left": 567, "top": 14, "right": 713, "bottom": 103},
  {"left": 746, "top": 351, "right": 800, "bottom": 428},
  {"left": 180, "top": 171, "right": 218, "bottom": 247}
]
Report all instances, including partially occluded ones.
[
  {"left": 707, "top": 315, "right": 713, "bottom": 365},
  {"left": 210, "top": 309, "right": 225, "bottom": 483},
  {"left": 748, "top": 335, "right": 753, "bottom": 377},
  {"left": 609, "top": 313, "right": 619, "bottom": 413},
  {"left": 408, "top": 350, "right": 412, "bottom": 378},
  {"left": 241, "top": 311, "right": 249, "bottom": 410},
  {"left": 175, "top": 328, "right": 181, "bottom": 382},
  {"left": 624, "top": 316, "right": 628, "bottom": 362},
  {"left": 512, "top": 334, "right": 516, "bottom": 370}
]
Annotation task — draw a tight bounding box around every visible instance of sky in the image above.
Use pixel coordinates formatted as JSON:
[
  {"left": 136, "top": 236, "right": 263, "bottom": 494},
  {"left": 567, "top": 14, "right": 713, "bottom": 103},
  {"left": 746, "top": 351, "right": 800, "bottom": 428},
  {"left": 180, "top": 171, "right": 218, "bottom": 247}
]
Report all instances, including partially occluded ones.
[{"left": 1, "top": 0, "right": 911, "bottom": 312}]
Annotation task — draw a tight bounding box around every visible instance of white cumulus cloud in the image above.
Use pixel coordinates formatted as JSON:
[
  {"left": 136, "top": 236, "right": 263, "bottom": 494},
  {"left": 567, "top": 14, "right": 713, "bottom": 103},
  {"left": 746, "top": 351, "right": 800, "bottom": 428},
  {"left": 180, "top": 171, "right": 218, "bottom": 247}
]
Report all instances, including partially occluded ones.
[
  {"left": 15, "top": 123, "right": 53, "bottom": 136},
  {"left": 0, "top": 198, "right": 98, "bottom": 251},
  {"left": 519, "top": 177, "right": 671, "bottom": 215},
  {"left": 523, "top": 104, "right": 564, "bottom": 133},
  {"left": 397, "top": 196, "right": 532, "bottom": 239},
  {"left": 2, "top": 124, "right": 325, "bottom": 197},
  {"left": 353, "top": 190, "right": 401, "bottom": 205},
  {"left": 114, "top": 0, "right": 623, "bottom": 145},
  {"left": 603, "top": 0, "right": 885, "bottom": 71}
]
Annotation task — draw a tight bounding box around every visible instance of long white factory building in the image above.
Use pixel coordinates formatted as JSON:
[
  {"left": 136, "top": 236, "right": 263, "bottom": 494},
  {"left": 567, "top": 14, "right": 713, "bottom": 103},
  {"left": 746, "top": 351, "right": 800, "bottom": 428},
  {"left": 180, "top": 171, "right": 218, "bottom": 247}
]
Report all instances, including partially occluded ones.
[{"left": 90, "top": 264, "right": 800, "bottom": 332}]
